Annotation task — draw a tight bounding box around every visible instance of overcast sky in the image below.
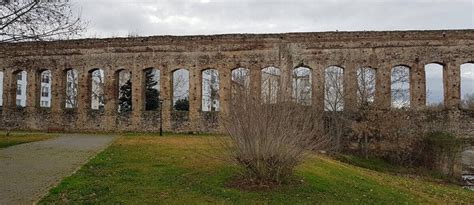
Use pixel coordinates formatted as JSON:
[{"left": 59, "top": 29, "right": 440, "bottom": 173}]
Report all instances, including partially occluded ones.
[{"left": 73, "top": 0, "right": 473, "bottom": 37}]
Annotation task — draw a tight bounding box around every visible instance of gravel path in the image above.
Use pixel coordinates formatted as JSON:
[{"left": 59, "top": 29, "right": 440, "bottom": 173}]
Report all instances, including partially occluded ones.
[{"left": 0, "top": 134, "right": 116, "bottom": 205}]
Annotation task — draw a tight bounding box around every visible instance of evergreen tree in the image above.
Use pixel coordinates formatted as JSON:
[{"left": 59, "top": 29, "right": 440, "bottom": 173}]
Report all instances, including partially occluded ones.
[
  {"left": 174, "top": 98, "right": 189, "bottom": 111},
  {"left": 145, "top": 70, "right": 160, "bottom": 110},
  {"left": 118, "top": 79, "right": 132, "bottom": 113}
]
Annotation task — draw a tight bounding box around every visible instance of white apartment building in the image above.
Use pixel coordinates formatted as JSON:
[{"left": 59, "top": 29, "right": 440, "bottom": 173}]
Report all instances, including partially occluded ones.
[
  {"left": 40, "top": 71, "right": 52, "bottom": 107},
  {"left": 15, "top": 71, "right": 51, "bottom": 107},
  {"left": 16, "top": 71, "right": 27, "bottom": 107}
]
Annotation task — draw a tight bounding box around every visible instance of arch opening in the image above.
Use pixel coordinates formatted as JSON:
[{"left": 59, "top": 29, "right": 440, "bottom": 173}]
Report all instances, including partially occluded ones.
[
  {"left": 65, "top": 69, "right": 78, "bottom": 108},
  {"left": 425, "top": 63, "right": 444, "bottom": 108},
  {"left": 15, "top": 70, "right": 27, "bottom": 107},
  {"left": 172, "top": 69, "right": 189, "bottom": 111},
  {"left": 261, "top": 66, "right": 281, "bottom": 104},
  {"left": 324, "top": 66, "right": 344, "bottom": 111},
  {"left": 231, "top": 67, "right": 250, "bottom": 102},
  {"left": 39, "top": 70, "right": 52, "bottom": 108},
  {"left": 391, "top": 65, "right": 411, "bottom": 108},
  {"left": 357, "top": 67, "right": 376, "bottom": 108},
  {"left": 461, "top": 63, "right": 474, "bottom": 109},
  {"left": 117, "top": 69, "right": 132, "bottom": 113},
  {"left": 90, "top": 69, "right": 105, "bottom": 110},
  {"left": 144, "top": 68, "right": 161, "bottom": 111},
  {"left": 292, "top": 66, "right": 312, "bottom": 105},
  {"left": 202, "top": 69, "right": 219, "bottom": 112}
]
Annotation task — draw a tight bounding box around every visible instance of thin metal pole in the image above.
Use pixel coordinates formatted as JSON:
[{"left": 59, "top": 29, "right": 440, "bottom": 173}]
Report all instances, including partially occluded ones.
[{"left": 159, "top": 99, "right": 163, "bottom": 136}]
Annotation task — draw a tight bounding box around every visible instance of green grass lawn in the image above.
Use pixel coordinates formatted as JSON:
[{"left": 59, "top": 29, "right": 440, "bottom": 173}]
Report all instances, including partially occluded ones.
[
  {"left": 0, "top": 132, "right": 54, "bottom": 148},
  {"left": 40, "top": 134, "right": 473, "bottom": 204}
]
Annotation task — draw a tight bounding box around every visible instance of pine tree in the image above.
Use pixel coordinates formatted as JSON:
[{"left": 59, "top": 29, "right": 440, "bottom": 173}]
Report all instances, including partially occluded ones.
[
  {"left": 174, "top": 98, "right": 189, "bottom": 111},
  {"left": 145, "top": 70, "right": 160, "bottom": 110},
  {"left": 118, "top": 79, "right": 132, "bottom": 113}
]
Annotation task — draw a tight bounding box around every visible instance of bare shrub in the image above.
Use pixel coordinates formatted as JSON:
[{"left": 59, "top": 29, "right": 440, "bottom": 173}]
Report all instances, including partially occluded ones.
[{"left": 221, "top": 91, "right": 328, "bottom": 185}]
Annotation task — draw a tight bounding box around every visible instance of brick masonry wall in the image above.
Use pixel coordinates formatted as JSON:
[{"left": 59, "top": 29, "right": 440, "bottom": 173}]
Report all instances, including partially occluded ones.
[{"left": 0, "top": 30, "right": 472, "bottom": 133}]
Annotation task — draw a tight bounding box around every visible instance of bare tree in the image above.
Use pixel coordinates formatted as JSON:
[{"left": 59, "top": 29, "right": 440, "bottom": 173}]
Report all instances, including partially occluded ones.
[
  {"left": 324, "top": 66, "right": 344, "bottom": 111},
  {"left": 172, "top": 69, "right": 189, "bottom": 110},
  {"left": 202, "top": 69, "right": 219, "bottom": 111},
  {"left": 0, "top": 0, "right": 86, "bottom": 42},
  {"left": 391, "top": 66, "right": 410, "bottom": 108},
  {"left": 292, "top": 67, "right": 312, "bottom": 105},
  {"left": 231, "top": 68, "right": 250, "bottom": 105},
  {"left": 261, "top": 67, "right": 281, "bottom": 104},
  {"left": 323, "top": 66, "right": 346, "bottom": 151},
  {"left": 219, "top": 88, "right": 328, "bottom": 186},
  {"left": 91, "top": 69, "right": 104, "bottom": 110},
  {"left": 356, "top": 67, "right": 376, "bottom": 109}
]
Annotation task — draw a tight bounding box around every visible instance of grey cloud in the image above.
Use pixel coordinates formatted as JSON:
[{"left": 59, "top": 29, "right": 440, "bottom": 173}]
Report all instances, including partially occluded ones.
[{"left": 74, "top": 0, "right": 473, "bottom": 37}]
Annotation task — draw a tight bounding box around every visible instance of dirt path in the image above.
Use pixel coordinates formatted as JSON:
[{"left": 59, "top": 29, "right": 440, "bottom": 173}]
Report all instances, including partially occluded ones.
[{"left": 0, "top": 134, "right": 116, "bottom": 205}]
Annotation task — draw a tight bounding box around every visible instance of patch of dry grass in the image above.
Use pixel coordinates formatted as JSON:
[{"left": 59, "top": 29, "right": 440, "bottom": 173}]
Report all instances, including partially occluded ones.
[{"left": 0, "top": 133, "right": 54, "bottom": 148}]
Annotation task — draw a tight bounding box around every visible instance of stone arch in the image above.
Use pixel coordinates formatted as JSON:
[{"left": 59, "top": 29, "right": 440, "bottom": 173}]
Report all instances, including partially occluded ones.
[
  {"left": 116, "top": 69, "right": 132, "bottom": 113},
  {"left": 231, "top": 67, "right": 250, "bottom": 102},
  {"left": 324, "top": 65, "right": 344, "bottom": 111},
  {"left": 261, "top": 66, "right": 281, "bottom": 104},
  {"left": 461, "top": 62, "right": 474, "bottom": 109},
  {"left": 172, "top": 68, "right": 189, "bottom": 111},
  {"left": 201, "top": 68, "right": 219, "bottom": 111},
  {"left": 424, "top": 63, "right": 445, "bottom": 108},
  {"left": 12, "top": 69, "right": 27, "bottom": 107},
  {"left": 292, "top": 66, "right": 312, "bottom": 105},
  {"left": 143, "top": 67, "right": 161, "bottom": 111},
  {"left": 65, "top": 68, "right": 78, "bottom": 108},
  {"left": 38, "top": 69, "right": 52, "bottom": 108},
  {"left": 391, "top": 65, "right": 411, "bottom": 108},
  {"left": 356, "top": 66, "right": 376, "bottom": 108},
  {"left": 88, "top": 68, "right": 105, "bottom": 110}
]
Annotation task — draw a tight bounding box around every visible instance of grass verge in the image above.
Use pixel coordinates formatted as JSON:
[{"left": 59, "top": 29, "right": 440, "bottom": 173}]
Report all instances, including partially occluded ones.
[
  {"left": 0, "top": 132, "right": 54, "bottom": 148},
  {"left": 40, "top": 134, "right": 473, "bottom": 204}
]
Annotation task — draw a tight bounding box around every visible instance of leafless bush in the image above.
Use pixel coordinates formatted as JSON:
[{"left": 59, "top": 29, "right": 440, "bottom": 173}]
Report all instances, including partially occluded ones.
[
  {"left": 221, "top": 91, "right": 328, "bottom": 185},
  {"left": 345, "top": 101, "right": 429, "bottom": 165}
]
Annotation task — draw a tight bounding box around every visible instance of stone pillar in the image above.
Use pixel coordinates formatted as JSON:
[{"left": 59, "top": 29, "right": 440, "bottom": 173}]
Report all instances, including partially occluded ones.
[
  {"left": 410, "top": 62, "right": 426, "bottom": 109},
  {"left": 3, "top": 70, "right": 13, "bottom": 111},
  {"left": 160, "top": 67, "right": 172, "bottom": 131},
  {"left": 51, "top": 69, "right": 66, "bottom": 127},
  {"left": 375, "top": 64, "right": 392, "bottom": 109},
  {"left": 131, "top": 68, "right": 144, "bottom": 128},
  {"left": 250, "top": 65, "right": 261, "bottom": 102},
  {"left": 24, "top": 69, "right": 39, "bottom": 129},
  {"left": 279, "top": 43, "right": 293, "bottom": 102},
  {"left": 218, "top": 68, "right": 230, "bottom": 132},
  {"left": 188, "top": 68, "right": 201, "bottom": 131},
  {"left": 77, "top": 68, "right": 90, "bottom": 124},
  {"left": 344, "top": 64, "right": 358, "bottom": 111},
  {"left": 26, "top": 69, "right": 39, "bottom": 110},
  {"left": 444, "top": 61, "right": 460, "bottom": 109},
  {"left": 104, "top": 68, "right": 118, "bottom": 130},
  {"left": 51, "top": 69, "right": 65, "bottom": 112},
  {"left": 312, "top": 64, "right": 325, "bottom": 111}
]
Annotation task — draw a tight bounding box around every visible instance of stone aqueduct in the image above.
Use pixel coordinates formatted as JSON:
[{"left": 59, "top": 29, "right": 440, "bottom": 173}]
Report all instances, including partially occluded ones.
[{"left": 0, "top": 30, "right": 473, "bottom": 133}]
